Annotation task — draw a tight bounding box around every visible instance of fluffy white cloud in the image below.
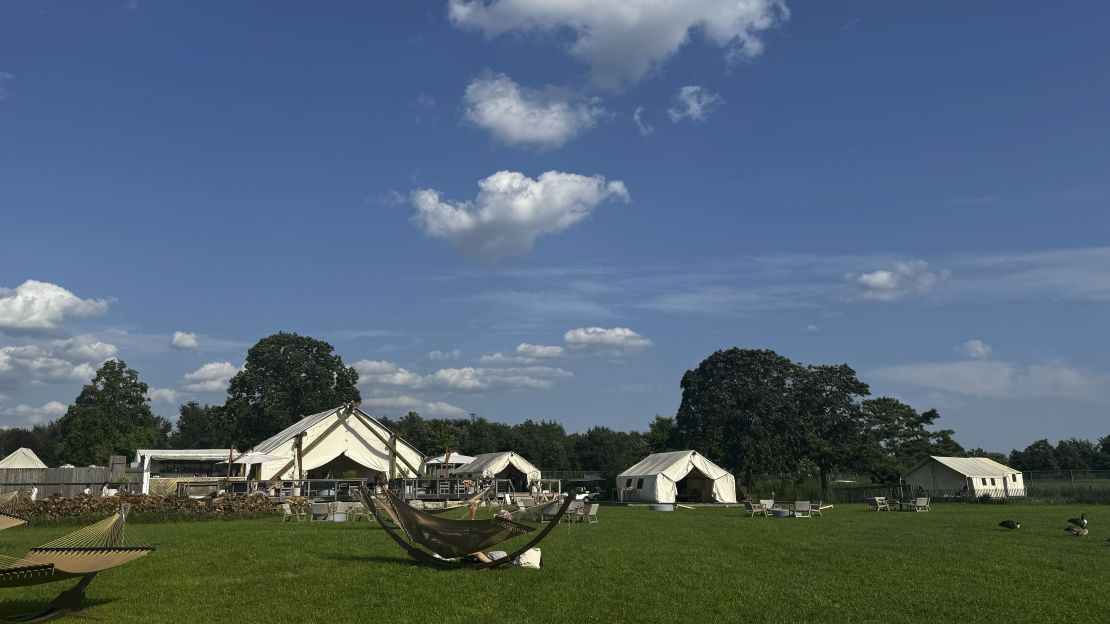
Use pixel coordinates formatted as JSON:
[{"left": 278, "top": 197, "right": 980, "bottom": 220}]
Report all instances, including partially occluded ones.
[
  {"left": 463, "top": 73, "right": 604, "bottom": 148},
  {"left": 479, "top": 342, "right": 564, "bottom": 365},
  {"left": 411, "top": 170, "right": 629, "bottom": 259},
  {"left": 448, "top": 0, "right": 789, "bottom": 88},
  {"left": 0, "top": 335, "right": 116, "bottom": 386},
  {"left": 959, "top": 339, "right": 992, "bottom": 359},
  {"left": 847, "top": 260, "right": 949, "bottom": 301},
  {"left": 426, "top": 349, "right": 462, "bottom": 362},
  {"left": 800, "top": 324, "right": 820, "bottom": 332},
  {"left": 183, "top": 361, "right": 240, "bottom": 392},
  {"left": 354, "top": 358, "right": 572, "bottom": 392},
  {"left": 0, "top": 280, "right": 110, "bottom": 333},
  {"left": 633, "top": 106, "right": 654, "bottom": 136},
  {"left": 147, "top": 388, "right": 178, "bottom": 404},
  {"left": 871, "top": 359, "right": 1108, "bottom": 399},
  {"left": 359, "top": 395, "right": 470, "bottom": 418},
  {"left": 667, "top": 86, "right": 723, "bottom": 122},
  {"left": 171, "top": 331, "right": 199, "bottom": 349},
  {"left": 563, "top": 327, "right": 653, "bottom": 354},
  {"left": 2, "top": 400, "right": 67, "bottom": 426}
]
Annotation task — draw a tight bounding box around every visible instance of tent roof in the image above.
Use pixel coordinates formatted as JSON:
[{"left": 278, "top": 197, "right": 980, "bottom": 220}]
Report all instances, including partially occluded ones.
[
  {"left": 0, "top": 447, "right": 48, "bottom": 469},
  {"left": 452, "top": 451, "right": 540, "bottom": 481},
  {"left": 426, "top": 453, "right": 476, "bottom": 465},
  {"left": 911, "top": 456, "right": 1018, "bottom": 478},
  {"left": 252, "top": 405, "right": 420, "bottom": 456},
  {"left": 617, "top": 450, "right": 731, "bottom": 480},
  {"left": 135, "top": 449, "right": 231, "bottom": 462}
]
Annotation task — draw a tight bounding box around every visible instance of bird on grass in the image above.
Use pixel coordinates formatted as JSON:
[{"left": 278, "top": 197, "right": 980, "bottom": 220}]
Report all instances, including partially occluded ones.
[
  {"left": 1067, "top": 513, "right": 1087, "bottom": 529},
  {"left": 1065, "top": 525, "right": 1089, "bottom": 537},
  {"left": 999, "top": 520, "right": 1021, "bottom": 530}
]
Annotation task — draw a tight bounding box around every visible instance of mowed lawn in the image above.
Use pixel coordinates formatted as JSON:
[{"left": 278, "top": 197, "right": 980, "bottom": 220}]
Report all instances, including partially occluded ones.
[{"left": 3, "top": 504, "right": 1108, "bottom": 623}]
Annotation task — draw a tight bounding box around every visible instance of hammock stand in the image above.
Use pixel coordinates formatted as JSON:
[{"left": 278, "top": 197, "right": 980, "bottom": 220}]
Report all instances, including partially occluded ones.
[
  {"left": 0, "top": 504, "right": 153, "bottom": 623},
  {"left": 356, "top": 486, "right": 572, "bottom": 570}
]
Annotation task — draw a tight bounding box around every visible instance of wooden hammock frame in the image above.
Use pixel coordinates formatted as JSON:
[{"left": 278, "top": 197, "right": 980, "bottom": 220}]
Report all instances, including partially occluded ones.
[{"left": 360, "top": 486, "right": 572, "bottom": 569}]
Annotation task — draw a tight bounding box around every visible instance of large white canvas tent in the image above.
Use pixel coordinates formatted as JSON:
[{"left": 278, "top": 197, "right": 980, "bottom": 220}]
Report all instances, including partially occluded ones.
[
  {"left": 424, "top": 452, "right": 475, "bottom": 476},
  {"left": 250, "top": 403, "right": 424, "bottom": 482},
  {"left": 451, "top": 452, "right": 541, "bottom": 490},
  {"left": 904, "top": 456, "right": 1025, "bottom": 498},
  {"left": 617, "top": 450, "right": 737, "bottom": 504},
  {"left": 0, "top": 447, "right": 48, "bottom": 469}
]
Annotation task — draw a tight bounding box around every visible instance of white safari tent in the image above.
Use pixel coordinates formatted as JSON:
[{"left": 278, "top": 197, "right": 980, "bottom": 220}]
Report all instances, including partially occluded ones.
[
  {"left": 903, "top": 456, "right": 1025, "bottom": 498},
  {"left": 451, "top": 452, "right": 541, "bottom": 491},
  {"left": 0, "top": 447, "right": 48, "bottom": 469},
  {"left": 617, "top": 448, "right": 737, "bottom": 501},
  {"left": 250, "top": 404, "right": 424, "bottom": 482},
  {"left": 424, "top": 452, "right": 475, "bottom": 477},
  {"left": 617, "top": 450, "right": 737, "bottom": 504}
]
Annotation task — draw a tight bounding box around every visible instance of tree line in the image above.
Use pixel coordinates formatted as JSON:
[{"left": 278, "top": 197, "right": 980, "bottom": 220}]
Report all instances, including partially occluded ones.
[{"left": 2, "top": 335, "right": 1107, "bottom": 489}]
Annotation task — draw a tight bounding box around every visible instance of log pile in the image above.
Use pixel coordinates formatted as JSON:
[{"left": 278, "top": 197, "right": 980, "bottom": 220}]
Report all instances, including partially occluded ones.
[{"left": 11, "top": 492, "right": 280, "bottom": 523}]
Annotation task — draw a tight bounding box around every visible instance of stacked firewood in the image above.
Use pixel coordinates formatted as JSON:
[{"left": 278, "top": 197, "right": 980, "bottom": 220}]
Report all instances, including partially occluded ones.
[{"left": 10, "top": 492, "right": 280, "bottom": 523}]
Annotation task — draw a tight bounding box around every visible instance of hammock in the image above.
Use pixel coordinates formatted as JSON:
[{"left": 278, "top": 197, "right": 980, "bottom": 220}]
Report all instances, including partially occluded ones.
[
  {"left": 0, "top": 504, "right": 153, "bottom": 623},
  {"left": 0, "top": 492, "right": 26, "bottom": 532},
  {"left": 355, "top": 487, "right": 572, "bottom": 569}
]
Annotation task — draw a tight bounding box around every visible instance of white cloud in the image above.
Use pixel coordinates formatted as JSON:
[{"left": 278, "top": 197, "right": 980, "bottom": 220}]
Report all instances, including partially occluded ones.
[
  {"left": 0, "top": 335, "right": 116, "bottom": 386},
  {"left": 411, "top": 170, "right": 629, "bottom": 259},
  {"left": 871, "top": 359, "right": 1108, "bottom": 400},
  {"left": 354, "top": 358, "right": 572, "bottom": 392},
  {"left": 801, "top": 324, "right": 820, "bottom": 332},
  {"left": 0, "top": 280, "right": 110, "bottom": 333},
  {"left": 667, "top": 86, "right": 723, "bottom": 122},
  {"left": 515, "top": 343, "right": 564, "bottom": 358},
  {"left": 359, "top": 395, "right": 470, "bottom": 418},
  {"left": 448, "top": 0, "right": 789, "bottom": 88},
  {"left": 148, "top": 388, "right": 178, "bottom": 404},
  {"left": 847, "top": 260, "right": 949, "bottom": 301},
  {"left": 564, "top": 327, "right": 653, "bottom": 353},
  {"left": 171, "top": 331, "right": 199, "bottom": 349},
  {"left": 633, "top": 107, "right": 654, "bottom": 136},
  {"left": 2, "top": 400, "right": 67, "bottom": 426},
  {"left": 182, "top": 361, "right": 240, "bottom": 392},
  {"left": 426, "top": 349, "right": 462, "bottom": 362},
  {"left": 959, "top": 339, "right": 992, "bottom": 359},
  {"left": 463, "top": 73, "right": 604, "bottom": 148}
]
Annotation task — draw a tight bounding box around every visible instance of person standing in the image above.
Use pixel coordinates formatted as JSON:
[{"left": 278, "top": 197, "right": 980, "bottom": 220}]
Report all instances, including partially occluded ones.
[{"left": 29, "top": 483, "right": 38, "bottom": 501}]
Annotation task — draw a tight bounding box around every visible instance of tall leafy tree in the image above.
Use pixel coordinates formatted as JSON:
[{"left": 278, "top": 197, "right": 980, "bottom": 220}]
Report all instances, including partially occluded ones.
[
  {"left": 795, "top": 364, "right": 871, "bottom": 492},
  {"left": 50, "top": 360, "right": 170, "bottom": 466},
  {"left": 1054, "top": 438, "right": 1099, "bottom": 470},
  {"left": 676, "top": 348, "right": 804, "bottom": 487},
  {"left": 1009, "top": 439, "right": 1060, "bottom": 471},
  {"left": 645, "top": 415, "right": 680, "bottom": 453},
  {"left": 859, "top": 398, "right": 963, "bottom": 482},
  {"left": 171, "top": 401, "right": 228, "bottom": 448},
  {"left": 224, "top": 332, "right": 360, "bottom": 447}
]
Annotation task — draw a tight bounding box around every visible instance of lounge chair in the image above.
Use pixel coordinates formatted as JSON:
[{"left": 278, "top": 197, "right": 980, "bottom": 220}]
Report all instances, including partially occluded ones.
[
  {"left": 810, "top": 500, "right": 823, "bottom": 517},
  {"left": 911, "top": 497, "right": 930, "bottom": 512},
  {"left": 744, "top": 500, "right": 768, "bottom": 518},
  {"left": 759, "top": 499, "right": 775, "bottom": 511},
  {"left": 868, "top": 496, "right": 891, "bottom": 511},
  {"left": 347, "top": 503, "right": 370, "bottom": 522},
  {"left": 584, "top": 504, "right": 599, "bottom": 524},
  {"left": 0, "top": 504, "right": 153, "bottom": 622},
  {"left": 355, "top": 486, "right": 572, "bottom": 570},
  {"left": 562, "top": 500, "right": 584, "bottom": 523},
  {"left": 794, "top": 501, "right": 813, "bottom": 518},
  {"left": 281, "top": 502, "right": 307, "bottom": 522}
]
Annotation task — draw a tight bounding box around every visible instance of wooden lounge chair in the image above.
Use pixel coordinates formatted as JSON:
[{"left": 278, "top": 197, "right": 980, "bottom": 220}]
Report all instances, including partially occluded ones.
[
  {"left": 810, "top": 500, "right": 824, "bottom": 517},
  {"left": 347, "top": 503, "right": 370, "bottom": 522},
  {"left": 355, "top": 486, "right": 572, "bottom": 570},
  {"left": 744, "top": 500, "right": 768, "bottom": 518},
  {"left": 0, "top": 504, "right": 153, "bottom": 623},
  {"left": 561, "top": 500, "right": 584, "bottom": 523},
  {"left": 759, "top": 499, "right": 775, "bottom": 511},
  {"left": 868, "top": 496, "right": 891, "bottom": 511},
  {"left": 793, "top": 501, "right": 813, "bottom": 518},
  {"left": 583, "top": 504, "right": 599, "bottom": 524},
  {"left": 281, "top": 502, "right": 307, "bottom": 522},
  {"left": 911, "top": 497, "right": 930, "bottom": 512}
]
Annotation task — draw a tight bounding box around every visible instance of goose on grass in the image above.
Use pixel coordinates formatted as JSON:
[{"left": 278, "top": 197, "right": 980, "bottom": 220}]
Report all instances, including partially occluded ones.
[{"left": 998, "top": 520, "right": 1021, "bottom": 530}]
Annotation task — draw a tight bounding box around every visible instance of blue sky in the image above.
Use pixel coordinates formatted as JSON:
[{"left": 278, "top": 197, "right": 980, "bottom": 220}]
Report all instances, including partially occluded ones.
[{"left": 2, "top": 1, "right": 1108, "bottom": 452}]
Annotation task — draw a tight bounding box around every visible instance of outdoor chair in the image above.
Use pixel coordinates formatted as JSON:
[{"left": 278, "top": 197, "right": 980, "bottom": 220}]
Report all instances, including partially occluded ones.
[
  {"left": 794, "top": 501, "right": 813, "bottom": 518},
  {"left": 562, "top": 500, "right": 584, "bottom": 523},
  {"left": 348, "top": 503, "right": 370, "bottom": 522},
  {"left": 759, "top": 499, "right": 775, "bottom": 511},
  {"left": 912, "top": 497, "right": 930, "bottom": 512},
  {"left": 868, "top": 496, "right": 891, "bottom": 511},
  {"left": 281, "top": 502, "right": 307, "bottom": 522},
  {"left": 310, "top": 502, "right": 333, "bottom": 521},
  {"left": 584, "top": 503, "right": 599, "bottom": 524},
  {"left": 810, "top": 500, "right": 823, "bottom": 516},
  {"left": 744, "top": 500, "right": 768, "bottom": 518}
]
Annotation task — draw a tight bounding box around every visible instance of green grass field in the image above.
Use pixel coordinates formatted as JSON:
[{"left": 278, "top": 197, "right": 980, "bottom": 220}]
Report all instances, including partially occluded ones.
[{"left": 3, "top": 504, "right": 1108, "bottom": 623}]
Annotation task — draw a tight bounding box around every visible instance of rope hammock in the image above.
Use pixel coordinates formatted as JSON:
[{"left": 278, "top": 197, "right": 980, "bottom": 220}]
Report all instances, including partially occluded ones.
[
  {"left": 354, "top": 486, "right": 572, "bottom": 569},
  {"left": 0, "top": 492, "right": 26, "bottom": 532},
  {"left": 0, "top": 504, "right": 154, "bottom": 623}
]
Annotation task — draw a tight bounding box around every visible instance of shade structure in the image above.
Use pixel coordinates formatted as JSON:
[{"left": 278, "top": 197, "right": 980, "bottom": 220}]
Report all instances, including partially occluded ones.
[
  {"left": 450, "top": 452, "right": 541, "bottom": 488},
  {"left": 617, "top": 450, "right": 737, "bottom": 504},
  {"left": 250, "top": 403, "right": 425, "bottom": 481}
]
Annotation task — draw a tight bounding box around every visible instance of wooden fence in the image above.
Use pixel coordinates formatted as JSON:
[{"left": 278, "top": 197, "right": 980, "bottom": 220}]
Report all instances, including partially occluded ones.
[{"left": 0, "top": 455, "right": 131, "bottom": 498}]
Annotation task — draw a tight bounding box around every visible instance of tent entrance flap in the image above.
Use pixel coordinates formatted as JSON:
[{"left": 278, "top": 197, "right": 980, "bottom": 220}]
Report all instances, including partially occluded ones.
[
  {"left": 306, "top": 453, "right": 385, "bottom": 480},
  {"left": 676, "top": 467, "right": 715, "bottom": 503}
]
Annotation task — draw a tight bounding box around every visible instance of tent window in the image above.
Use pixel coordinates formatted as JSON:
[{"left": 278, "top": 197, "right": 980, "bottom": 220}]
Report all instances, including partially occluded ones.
[
  {"left": 625, "top": 479, "right": 632, "bottom": 488},
  {"left": 1011, "top": 474, "right": 1017, "bottom": 482},
  {"left": 981, "top": 478, "right": 987, "bottom": 486},
  {"left": 990, "top": 478, "right": 996, "bottom": 486},
  {"left": 636, "top": 478, "right": 644, "bottom": 489}
]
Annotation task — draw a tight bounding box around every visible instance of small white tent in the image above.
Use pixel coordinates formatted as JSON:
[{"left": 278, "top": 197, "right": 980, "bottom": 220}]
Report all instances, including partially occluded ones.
[
  {"left": 451, "top": 452, "right": 541, "bottom": 490},
  {"left": 904, "top": 456, "right": 1025, "bottom": 498},
  {"left": 0, "top": 447, "right": 48, "bottom": 469},
  {"left": 617, "top": 450, "right": 737, "bottom": 504},
  {"left": 250, "top": 404, "right": 425, "bottom": 482},
  {"left": 424, "top": 453, "right": 475, "bottom": 476}
]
